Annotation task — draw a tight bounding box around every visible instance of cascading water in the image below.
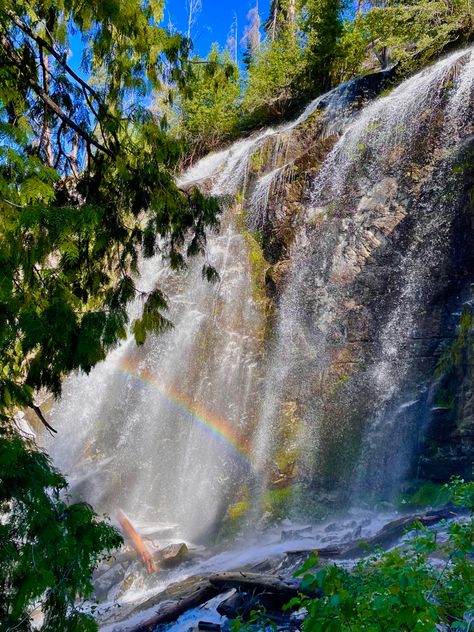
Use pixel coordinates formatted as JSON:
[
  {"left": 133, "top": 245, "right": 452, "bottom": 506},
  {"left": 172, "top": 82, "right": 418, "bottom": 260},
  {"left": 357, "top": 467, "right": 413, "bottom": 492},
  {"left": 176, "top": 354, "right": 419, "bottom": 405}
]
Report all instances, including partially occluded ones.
[
  {"left": 252, "top": 47, "right": 474, "bottom": 505},
  {"left": 45, "top": 210, "right": 264, "bottom": 541},
  {"left": 40, "top": 45, "right": 474, "bottom": 628},
  {"left": 43, "top": 70, "right": 361, "bottom": 540}
]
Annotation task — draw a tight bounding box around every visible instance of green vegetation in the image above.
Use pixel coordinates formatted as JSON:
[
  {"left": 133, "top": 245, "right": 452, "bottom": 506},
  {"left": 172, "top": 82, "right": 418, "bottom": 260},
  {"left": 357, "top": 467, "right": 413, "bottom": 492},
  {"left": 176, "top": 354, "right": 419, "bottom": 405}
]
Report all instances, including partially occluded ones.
[
  {"left": 398, "top": 481, "right": 452, "bottom": 509},
  {"left": 0, "top": 0, "right": 219, "bottom": 628},
  {"left": 436, "top": 308, "right": 474, "bottom": 377},
  {"left": 292, "top": 479, "right": 474, "bottom": 632},
  {"left": 232, "top": 479, "right": 474, "bottom": 631},
  {"left": 2, "top": 0, "right": 474, "bottom": 628},
  {"left": 175, "top": 45, "right": 241, "bottom": 156},
  {"left": 177, "top": 0, "right": 474, "bottom": 147},
  {"left": 0, "top": 431, "right": 122, "bottom": 630}
]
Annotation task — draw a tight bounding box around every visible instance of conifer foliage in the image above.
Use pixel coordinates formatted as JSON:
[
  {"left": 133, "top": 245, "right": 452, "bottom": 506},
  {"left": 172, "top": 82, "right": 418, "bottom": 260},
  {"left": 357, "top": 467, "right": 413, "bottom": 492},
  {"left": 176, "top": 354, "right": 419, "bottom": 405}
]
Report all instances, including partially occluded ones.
[{"left": 0, "top": 1, "right": 220, "bottom": 628}]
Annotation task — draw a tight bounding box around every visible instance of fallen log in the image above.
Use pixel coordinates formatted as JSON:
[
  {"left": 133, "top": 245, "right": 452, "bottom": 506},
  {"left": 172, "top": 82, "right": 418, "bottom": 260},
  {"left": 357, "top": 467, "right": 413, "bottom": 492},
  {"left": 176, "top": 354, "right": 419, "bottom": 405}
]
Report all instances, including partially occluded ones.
[
  {"left": 117, "top": 509, "right": 157, "bottom": 574},
  {"left": 209, "top": 571, "right": 321, "bottom": 599},
  {"left": 125, "top": 507, "right": 462, "bottom": 630},
  {"left": 129, "top": 579, "right": 219, "bottom": 632},
  {"left": 341, "top": 506, "right": 460, "bottom": 558}
]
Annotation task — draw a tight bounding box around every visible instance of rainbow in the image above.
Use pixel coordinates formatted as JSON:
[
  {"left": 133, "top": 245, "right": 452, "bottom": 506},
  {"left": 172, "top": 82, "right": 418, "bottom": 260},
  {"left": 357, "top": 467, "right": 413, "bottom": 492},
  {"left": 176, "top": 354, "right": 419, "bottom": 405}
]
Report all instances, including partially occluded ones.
[{"left": 117, "top": 355, "right": 252, "bottom": 466}]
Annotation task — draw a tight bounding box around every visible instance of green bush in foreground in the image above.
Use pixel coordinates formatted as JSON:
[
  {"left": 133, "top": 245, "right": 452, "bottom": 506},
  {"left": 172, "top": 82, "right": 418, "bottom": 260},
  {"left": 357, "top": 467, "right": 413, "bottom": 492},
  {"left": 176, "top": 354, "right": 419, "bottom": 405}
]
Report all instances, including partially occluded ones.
[
  {"left": 292, "top": 478, "right": 474, "bottom": 632},
  {"left": 232, "top": 479, "right": 474, "bottom": 631},
  {"left": 0, "top": 427, "right": 123, "bottom": 631}
]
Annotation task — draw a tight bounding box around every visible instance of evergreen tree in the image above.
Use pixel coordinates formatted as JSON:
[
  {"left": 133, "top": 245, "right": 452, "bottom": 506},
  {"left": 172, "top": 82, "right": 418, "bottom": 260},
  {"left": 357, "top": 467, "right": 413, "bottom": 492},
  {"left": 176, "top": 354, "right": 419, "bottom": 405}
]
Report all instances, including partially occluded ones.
[
  {"left": 242, "top": 0, "right": 345, "bottom": 123},
  {"left": 299, "top": 0, "right": 348, "bottom": 94},
  {"left": 0, "top": 1, "right": 220, "bottom": 628},
  {"left": 174, "top": 45, "right": 241, "bottom": 156},
  {"left": 265, "top": 0, "right": 298, "bottom": 40},
  {"left": 242, "top": 3, "right": 262, "bottom": 69},
  {"left": 242, "top": 18, "right": 304, "bottom": 123}
]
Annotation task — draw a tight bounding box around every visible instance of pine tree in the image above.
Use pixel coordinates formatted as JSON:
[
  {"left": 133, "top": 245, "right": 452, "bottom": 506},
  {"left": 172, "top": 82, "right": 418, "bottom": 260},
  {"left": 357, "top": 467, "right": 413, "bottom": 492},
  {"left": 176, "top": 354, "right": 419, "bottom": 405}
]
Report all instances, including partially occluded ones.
[
  {"left": 299, "top": 0, "right": 348, "bottom": 94},
  {"left": 0, "top": 1, "right": 220, "bottom": 628},
  {"left": 175, "top": 45, "right": 241, "bottom": 155},
  {"left": 265, "top": 0, "right": 298, "bottom": 40}
]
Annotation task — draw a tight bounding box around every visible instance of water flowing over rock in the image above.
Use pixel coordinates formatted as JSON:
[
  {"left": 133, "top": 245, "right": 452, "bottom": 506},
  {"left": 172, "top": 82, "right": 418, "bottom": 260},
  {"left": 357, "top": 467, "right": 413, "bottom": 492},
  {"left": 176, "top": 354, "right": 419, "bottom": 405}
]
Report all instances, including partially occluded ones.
[
  {"left": 43, "top": 46, "right": 474, "bottom": 626},
  {"left": 250, "top": 47, "right": 474, "bottom": 505}
]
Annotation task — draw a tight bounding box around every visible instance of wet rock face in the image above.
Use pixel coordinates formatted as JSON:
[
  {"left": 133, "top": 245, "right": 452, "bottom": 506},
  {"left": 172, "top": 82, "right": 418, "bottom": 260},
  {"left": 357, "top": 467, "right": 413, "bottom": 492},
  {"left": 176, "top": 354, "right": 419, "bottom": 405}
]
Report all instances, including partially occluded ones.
[{"left": 243, "top": 50, "right": 474, "bottom": 502}]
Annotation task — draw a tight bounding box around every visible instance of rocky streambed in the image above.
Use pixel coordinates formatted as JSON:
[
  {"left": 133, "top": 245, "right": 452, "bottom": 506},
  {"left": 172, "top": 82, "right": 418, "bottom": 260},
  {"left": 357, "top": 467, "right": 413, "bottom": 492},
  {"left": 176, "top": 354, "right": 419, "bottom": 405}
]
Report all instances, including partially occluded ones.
[{"left": 91, "top": 506, "right": 462, "bottom": 632}]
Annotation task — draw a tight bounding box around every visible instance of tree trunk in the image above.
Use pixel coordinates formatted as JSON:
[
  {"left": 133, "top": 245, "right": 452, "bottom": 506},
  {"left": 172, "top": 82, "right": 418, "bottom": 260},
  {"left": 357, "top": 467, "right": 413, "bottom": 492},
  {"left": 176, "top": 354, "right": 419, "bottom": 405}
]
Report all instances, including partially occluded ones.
[{"left": 39, "top": 48, "right": 54, "bottom": 167}]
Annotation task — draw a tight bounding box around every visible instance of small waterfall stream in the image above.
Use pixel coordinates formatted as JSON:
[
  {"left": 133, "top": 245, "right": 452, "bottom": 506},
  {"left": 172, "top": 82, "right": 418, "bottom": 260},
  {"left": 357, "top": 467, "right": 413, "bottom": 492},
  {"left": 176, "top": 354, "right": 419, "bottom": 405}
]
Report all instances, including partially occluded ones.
[{"left": 42, "top": 46, "right": 474, "bottom": 628}]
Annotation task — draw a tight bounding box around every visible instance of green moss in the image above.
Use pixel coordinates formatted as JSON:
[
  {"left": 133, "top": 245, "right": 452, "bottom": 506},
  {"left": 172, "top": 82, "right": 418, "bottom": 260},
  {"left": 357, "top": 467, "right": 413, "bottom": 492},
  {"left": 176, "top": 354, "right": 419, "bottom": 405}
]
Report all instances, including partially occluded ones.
[
  {"left": 262, "top": 484, "right": 330, "bottom": 523},
  {"left": 327, "top": 374, "right": 349, "bottom": 398},
  {"left": 263, "top": 486, "right": 294, "bottom": 521},
  {"left": 249, "top": 141, "right": 272, "bottom": 174},
  {"left": 227, "top": 499, "right": 251, "bottom": 521},
  {"left": 435, "top": 308, "right": 473, "bottom": 378},
  {"left": 235, "top": 210, "right": 270, "bottom": 310},
  {"left": 398, "top": 481, "right": 451, "bottom": 509},
  {"left": 272, "top": 400, "right": 302, "bottom": 471}
]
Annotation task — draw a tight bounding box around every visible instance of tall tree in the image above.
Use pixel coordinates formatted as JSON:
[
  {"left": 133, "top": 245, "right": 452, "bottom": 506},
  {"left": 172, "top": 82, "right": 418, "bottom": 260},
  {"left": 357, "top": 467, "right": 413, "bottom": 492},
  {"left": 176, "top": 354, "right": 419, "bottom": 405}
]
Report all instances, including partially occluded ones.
[
  {"left": 175, "top": 45, "right": 241, "bottom": 155},
  {"left": 265, "top": 0, "right": 299, "bottom": 40},
  {"left": 242, "top": 3, "right": 262, "bottom": 67},
  {"left": 226, "top": 13, "right": 239, "bottom": 63},
  {"left": 0, "top": 0, "right": 220, "bottom": 628},
  {"left": 186, "top": 0, "right": 202, "bottom": 40},
  {"left": 300, "top": 0, "right": 347, "bottom": 93}
]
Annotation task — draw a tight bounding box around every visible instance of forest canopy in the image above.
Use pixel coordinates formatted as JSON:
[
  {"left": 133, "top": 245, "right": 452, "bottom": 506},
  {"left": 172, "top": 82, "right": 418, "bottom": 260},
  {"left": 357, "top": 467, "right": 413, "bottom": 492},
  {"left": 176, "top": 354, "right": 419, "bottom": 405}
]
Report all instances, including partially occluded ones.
[{"left": 176, "top": 0, "right": 474, "bottom": 153}]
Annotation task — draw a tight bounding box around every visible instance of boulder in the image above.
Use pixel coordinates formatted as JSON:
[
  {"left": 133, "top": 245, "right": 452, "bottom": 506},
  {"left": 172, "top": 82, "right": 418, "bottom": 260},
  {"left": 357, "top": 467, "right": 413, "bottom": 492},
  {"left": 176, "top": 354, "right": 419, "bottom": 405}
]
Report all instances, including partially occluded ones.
[{"left": 94, "top": 563, "right": 126, "bottom": 601}]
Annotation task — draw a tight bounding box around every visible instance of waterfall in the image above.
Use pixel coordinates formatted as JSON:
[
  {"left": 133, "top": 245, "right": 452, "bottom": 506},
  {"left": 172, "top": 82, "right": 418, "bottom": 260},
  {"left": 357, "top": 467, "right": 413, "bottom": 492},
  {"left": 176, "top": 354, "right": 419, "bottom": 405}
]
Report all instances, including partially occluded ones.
[
  {"left": 45, "top": 46, "right": 474, "bottom": 555},
  {"left": 45, "top": 209, "right": 264, "bottom": 541},
  {"left": 252, "top": 46, "right": 474, "bottom": 504}
]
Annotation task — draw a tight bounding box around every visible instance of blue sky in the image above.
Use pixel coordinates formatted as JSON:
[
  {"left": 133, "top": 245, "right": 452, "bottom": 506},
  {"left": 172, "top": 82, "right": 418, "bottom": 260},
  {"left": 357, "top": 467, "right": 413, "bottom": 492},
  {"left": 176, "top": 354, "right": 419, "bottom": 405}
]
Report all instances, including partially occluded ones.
[
  {"left": 165, "top": 0, "right": 271, "bottom": 61},
  {"left": 68, "top": 1, "right": 271, "bottom": 76}
]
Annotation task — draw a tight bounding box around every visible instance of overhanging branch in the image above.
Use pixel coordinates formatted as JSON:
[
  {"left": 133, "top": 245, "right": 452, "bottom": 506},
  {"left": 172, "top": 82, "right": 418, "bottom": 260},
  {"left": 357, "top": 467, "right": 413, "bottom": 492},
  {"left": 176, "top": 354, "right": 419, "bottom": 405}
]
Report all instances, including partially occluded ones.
[
  {"left": 0, "top": 33, "right": 114, "bottom": 158},
  {"left": 7, "top": 10, "right": 103, "bottom": 105},
  {"left": 28, "top": 403, "right": 57, "bottom": 435}
]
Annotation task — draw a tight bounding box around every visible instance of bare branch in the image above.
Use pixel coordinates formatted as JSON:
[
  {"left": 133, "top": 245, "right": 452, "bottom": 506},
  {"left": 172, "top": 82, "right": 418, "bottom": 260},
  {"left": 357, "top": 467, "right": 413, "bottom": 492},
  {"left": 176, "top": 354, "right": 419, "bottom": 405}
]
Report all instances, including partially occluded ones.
[
  {"left": 28, "top": 404, "right": 57, "bottom": 435},
  {"left": 7, "top": 10, "right": 103, "bottom": 105}
]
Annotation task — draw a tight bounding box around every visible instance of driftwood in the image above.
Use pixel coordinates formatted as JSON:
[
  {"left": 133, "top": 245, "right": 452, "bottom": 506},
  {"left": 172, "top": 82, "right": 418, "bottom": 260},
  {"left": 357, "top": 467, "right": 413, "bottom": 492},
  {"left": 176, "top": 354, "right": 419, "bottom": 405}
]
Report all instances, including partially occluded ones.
[
  {"left": 117, "top": 510, "right": 157, "bottom": 574},
  {"left": 128, "top": 572, "right": 316, "bottom": 632},
  {"left": 130, "top": 578, "right": 219, "bottom": 632},
  {"left": 127, "top": 506, "right": 462, "bottom": 631},
  {"left": 210, "top": 571, "right": 321, "bottom": 614},
  {"left": 209, "top": 571, "right": 320, "bottom": 599},
  {"left": 217, "top": 591, "right": 301, "bottom": 628}
]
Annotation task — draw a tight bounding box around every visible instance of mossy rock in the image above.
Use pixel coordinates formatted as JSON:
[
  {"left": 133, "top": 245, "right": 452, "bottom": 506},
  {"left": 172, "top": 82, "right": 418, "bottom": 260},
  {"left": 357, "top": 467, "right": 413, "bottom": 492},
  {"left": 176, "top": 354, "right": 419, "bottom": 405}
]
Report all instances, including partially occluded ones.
[{"left": 397, "top": 480, "right": 451, "bottom": 509}]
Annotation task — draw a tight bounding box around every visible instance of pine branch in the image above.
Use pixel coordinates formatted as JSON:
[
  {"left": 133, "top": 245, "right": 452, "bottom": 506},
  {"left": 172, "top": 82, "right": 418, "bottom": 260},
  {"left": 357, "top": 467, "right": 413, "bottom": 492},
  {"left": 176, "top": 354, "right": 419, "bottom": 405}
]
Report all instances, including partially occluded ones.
[{"left": 6, "top": 10, "right": 103, "bottom": 105}]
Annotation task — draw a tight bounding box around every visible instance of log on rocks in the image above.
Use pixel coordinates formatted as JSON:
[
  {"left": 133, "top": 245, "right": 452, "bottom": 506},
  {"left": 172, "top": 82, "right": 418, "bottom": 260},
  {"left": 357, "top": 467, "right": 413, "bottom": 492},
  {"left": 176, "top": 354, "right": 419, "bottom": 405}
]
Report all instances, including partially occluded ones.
[
  {"left": 209, "top": 571, "right": 321, "bottom": 600},
  {"left": 341, "top": 506, "right": 461, "bottom": 558},
  {"left": 286, "top": 506, "right": 462, "bottom": 561},
  {"left": 129, "top": 579, "right": 219, "bottom": 632},
  {"left": 117, "top": 509, "right": 157, "bottom": 574}
]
